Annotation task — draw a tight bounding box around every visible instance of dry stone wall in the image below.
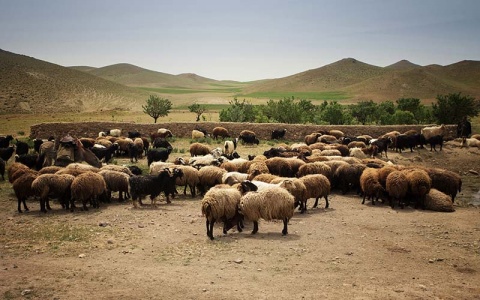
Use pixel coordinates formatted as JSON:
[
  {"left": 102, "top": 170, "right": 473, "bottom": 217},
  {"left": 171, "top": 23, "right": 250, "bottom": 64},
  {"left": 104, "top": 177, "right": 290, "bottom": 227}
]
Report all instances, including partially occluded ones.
[{"left": 30, "top": 122, "right": 457, "bottom": 142}]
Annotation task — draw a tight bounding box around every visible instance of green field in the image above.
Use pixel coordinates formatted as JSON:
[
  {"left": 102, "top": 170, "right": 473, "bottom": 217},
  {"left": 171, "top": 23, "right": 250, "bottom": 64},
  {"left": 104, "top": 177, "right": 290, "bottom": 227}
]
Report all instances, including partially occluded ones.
[{"left": 236, "top": 91, "right": 352, "bottom": 101}]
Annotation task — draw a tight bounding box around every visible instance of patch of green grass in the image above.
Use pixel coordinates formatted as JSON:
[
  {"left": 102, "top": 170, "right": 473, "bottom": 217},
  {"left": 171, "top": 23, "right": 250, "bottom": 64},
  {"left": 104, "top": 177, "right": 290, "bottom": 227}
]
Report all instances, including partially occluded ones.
[
  {"left": 236, "top": 91, "right": 351, "bottom": 101},
  {"left": 137, "top": 86, "right": 243, "bottom": 94}
]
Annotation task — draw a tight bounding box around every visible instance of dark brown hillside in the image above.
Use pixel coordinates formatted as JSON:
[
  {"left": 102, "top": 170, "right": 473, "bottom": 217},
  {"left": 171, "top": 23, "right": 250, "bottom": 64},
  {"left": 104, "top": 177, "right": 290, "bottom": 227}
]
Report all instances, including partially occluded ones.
[{"left": 0, "top": 49, "right": 149, "bottom": 113}]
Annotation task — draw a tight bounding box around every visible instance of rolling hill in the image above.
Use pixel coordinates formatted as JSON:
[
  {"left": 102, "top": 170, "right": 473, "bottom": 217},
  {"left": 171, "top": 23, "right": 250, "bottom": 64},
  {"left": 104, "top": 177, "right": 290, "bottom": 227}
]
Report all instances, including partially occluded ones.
[
  {"left": 2, "top": 48, "right": 479, "bottom": 114},
  {"left": 0, "top": 49, "right": 150, "bottom": 113},
  {"left": 242, "top": 58, "right": 480, "bottom": 103},
  {"left": 72, "top": 63, "right": 221, "bottom": 89}
]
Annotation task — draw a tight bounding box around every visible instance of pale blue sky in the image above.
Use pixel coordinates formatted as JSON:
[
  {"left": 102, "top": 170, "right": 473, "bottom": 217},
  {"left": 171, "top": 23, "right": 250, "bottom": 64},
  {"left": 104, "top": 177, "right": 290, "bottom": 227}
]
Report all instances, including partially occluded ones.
[{"left": 1, "top": 0, "right": 479, "bottom": 81}]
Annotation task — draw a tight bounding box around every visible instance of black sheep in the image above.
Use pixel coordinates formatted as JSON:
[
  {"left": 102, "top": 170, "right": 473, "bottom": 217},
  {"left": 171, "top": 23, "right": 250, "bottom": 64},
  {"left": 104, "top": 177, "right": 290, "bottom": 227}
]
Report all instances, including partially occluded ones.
[
  {"left": 271, "top": 129, "right": 287, "bottom": 140},
  {"left": 147, "top": 147, "right": 172, "bottom": 166},
  {"left": 15, "top": 140, "right": 30, "bottom": 156},
  {"left": 0, "top": 146, "right": 15, "bottom": 161},
  {"left": 152, "top": 137, "right": 172, "bottom": 149},
  {"left": 0, "top": 135, "right": 14, "bottom": 148},
  {"left": 128, "top": 131, "right": 141, "bottom": 139},
  {"left": 127, "top": 165, "right": 143, "bottom": 175},
  {"left": 15, "top": 154, "right": 39, "bottom": 169},
  {"left": 239, "top": 134, "right": 259, "bottom": 145},
  {"left": 370, "top": 137, "right": 392, "bottom": 159},
  {"left": 0, "top": 158, "right": 5, "bottom": 180},
  {"left": 91, "top": 144, "right": 119, "bottom": 164},
  {"left": 426, "top": 135, "right": 443, "bottom": 151},
  {"left": 129, "top": 168, "right": 182, "bottom": 206}
]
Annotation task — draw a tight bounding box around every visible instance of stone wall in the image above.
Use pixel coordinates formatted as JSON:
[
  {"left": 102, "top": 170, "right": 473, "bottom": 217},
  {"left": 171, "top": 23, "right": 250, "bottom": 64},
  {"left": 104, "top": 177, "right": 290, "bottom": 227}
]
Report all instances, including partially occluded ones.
[{"left": 30, "top": 121, "right": 457, "bottom": 142}]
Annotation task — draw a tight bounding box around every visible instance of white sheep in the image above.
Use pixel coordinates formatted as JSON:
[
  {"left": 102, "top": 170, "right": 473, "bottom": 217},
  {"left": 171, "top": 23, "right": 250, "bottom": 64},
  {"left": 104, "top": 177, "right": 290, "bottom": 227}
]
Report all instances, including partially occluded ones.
[
  {"left": 192, "top": 129, "right": 205, "bottom": 139},
  {"left": 421, "top": 124, "right": 446, "bottom": 140},
  {"left": 222, "top": 171, "right": 249, "bottom": 185},
  {"left": 460, "top": 138, "right": 480, "bottom": 149}
]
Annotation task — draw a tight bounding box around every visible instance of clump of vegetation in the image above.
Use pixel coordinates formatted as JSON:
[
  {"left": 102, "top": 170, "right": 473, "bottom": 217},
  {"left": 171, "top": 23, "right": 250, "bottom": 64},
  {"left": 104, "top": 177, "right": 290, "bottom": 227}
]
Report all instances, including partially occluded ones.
[{"left": 142, "top": 95, "right": 172, "bottom": 123}]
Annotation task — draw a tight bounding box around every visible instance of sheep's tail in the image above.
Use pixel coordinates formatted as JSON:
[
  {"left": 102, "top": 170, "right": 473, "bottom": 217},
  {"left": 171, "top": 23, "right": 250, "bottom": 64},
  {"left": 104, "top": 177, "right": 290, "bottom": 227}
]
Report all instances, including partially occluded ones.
[{"left": 201, "top": 201, "right": 211, "bottom": 217}]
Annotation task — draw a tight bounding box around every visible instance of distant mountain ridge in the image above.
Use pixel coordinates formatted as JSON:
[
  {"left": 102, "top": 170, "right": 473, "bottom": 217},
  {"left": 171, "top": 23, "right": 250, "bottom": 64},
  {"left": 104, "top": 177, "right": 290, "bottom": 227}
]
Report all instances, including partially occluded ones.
[
  {"left": 73, "top": 63, "right": 220, "bottom": 88},
  {"left": 2, "top": 48, "right": 479, "bottom": 114}
]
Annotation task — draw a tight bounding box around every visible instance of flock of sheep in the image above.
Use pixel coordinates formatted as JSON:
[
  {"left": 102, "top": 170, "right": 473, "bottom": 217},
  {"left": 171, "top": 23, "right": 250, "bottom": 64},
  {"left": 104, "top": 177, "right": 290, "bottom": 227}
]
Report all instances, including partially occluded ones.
[{"left": 0, "top": 123, "right": 477, "bottom": 240}]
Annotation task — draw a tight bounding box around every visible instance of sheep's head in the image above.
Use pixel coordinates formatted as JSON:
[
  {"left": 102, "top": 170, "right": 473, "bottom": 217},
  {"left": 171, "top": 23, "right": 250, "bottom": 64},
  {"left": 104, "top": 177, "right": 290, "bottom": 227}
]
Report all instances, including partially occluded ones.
[{"left": 238, "top": 180, "right": 258, "bottom": 194}]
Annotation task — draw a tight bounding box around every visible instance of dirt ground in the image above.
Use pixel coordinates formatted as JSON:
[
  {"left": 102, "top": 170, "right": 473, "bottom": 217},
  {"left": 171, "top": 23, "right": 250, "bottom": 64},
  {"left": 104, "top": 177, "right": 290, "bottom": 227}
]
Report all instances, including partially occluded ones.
[{"left": 1, "top": 140, "right": 480, "bottom": 300}]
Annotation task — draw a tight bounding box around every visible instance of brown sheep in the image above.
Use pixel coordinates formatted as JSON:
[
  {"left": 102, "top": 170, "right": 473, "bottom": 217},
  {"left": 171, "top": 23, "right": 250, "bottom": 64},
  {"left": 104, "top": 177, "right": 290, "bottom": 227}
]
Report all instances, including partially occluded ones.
[
  {"left": 13, "top": 172, "right": 38, "bottom": 213},
  {"left": 189, "top": 143, "right": 212, "bottom": 157},
  {"left": 304, "top": 133, "right": 322, "bottom": 146},
  {"left": 403, "top": 169, "right": 432, "bottom": 209},
  {"left": 385, "top": 171, "right": 409, "bottom": 208},
  {"left": 31, "top": 173, "right": 75, "bottom": 212},
  {"left": 212, "top": 127, "right": 230, "bottom": 140},
  {"left": 360, "top": 168, "right": 385, "bottom": 205},
  {"left": 70, "top": 171, "right": 107, "bottom": 211},
  {"left": 298, "top": 174, "right": 331, "bottom": 212}
]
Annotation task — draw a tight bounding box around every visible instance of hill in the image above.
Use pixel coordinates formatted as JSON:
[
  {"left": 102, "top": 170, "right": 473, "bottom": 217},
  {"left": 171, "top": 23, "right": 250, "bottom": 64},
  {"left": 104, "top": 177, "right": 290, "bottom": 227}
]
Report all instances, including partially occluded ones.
[
  {"left": 243, "top": 58, "right": 480, "bottom": 103},
  {"left": 0, "top": 50, "right": 150, "bottom": 113},
  {"left": 385, "top": 59, "right": 421, "bottom": 70},
  {"left": 243, "top": 58, "right": 387, "bottom": 94},
  {"left": 76, "top": 63, "right": 220, "bottom": 88}
]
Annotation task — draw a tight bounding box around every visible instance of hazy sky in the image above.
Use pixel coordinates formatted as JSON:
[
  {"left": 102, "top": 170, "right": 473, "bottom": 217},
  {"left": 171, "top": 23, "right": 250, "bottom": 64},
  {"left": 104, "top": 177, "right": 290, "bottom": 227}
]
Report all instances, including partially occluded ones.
[{"left": 1, "top": 0, "right": 479, "bottom": 81}]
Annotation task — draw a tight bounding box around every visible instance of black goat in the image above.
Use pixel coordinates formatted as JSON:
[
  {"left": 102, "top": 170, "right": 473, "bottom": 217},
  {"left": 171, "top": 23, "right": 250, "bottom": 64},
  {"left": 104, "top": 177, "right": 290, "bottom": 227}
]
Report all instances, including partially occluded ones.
[{"left": 15, "top": 154, "right": 39, "bottom": 169}]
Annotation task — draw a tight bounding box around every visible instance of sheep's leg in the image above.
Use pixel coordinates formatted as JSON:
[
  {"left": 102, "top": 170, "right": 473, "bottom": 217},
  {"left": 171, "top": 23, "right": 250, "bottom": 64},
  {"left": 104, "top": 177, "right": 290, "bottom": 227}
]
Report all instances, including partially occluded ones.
[
  {"left": 190, "top": 184, "right": 196, "bottom": 197},
  {"left": 46, "top": 198, "right": 52, "bottom": 210},
  {"left": 251, "top": 221, "right": 259, "bottom": 234},
  {"left": 282, "top": 218, "right": 288, "bottom": 235},
  {"left": 361, "top": 194, "right": 366, "bottom": 205},
  {"left": 182, "top": 185, "right": 187, "bottom": 195},
  {"left": 324, "top": 195, "right": 329, "bottom": 209},
  {"left": 207, "top": 219, "right": 215, "bottom": 240},
  {"left": 40, "top": 198, "right": 47, "bottom": 213},
  {"left": 313, "top": 197, "right": 319, "bottom": 208},
  {"left": 17, "top": 197, "right": 29, "bottom": 213},
  {"left": 237, "top": 219, "right": 243, "bottom": 232}
]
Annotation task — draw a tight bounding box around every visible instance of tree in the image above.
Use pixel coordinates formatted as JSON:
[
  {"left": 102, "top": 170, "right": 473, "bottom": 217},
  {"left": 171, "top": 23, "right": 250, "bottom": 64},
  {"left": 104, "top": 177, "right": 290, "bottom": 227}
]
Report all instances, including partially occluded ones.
[
  {"left": 350, "top": 100, "right": 377, "bottom": 125},
  {"left": 219, "top": 98, "right": 256, "bottom": 122},
  {"left": 188, "top": 103, "right": 207, "bottom": 122},
  {"left": 393, "top": 110, "right": 416, "bottom": 124},
  {"left": 396, "top": 98, "right": 428, "bottom": 124},
  {"left": 432, "top": 93, "right": 479, "bottom": 124},
  {"left": 142, "top": 95, "right": 172, "bottom": 123},
  {"left": 321, "top": 101, "right": 346, "bottom": 125}
]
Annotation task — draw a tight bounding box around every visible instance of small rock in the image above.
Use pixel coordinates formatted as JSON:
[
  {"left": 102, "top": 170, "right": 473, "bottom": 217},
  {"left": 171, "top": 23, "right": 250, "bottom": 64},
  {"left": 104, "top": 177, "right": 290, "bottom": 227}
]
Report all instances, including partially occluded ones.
[
  {"left": 12, "top": 264, "right": 18, "bottom": 268},
  {"left": 394, "top": 289, "right": 404, "bottom": 293},
  {"left": 107, "top": 239, "right": 114, "bottom": 244},
  {"left": 257, "top": 268, "right": 262, "bottom": 271},
  {"left": 418, "top": 284, "right": 427, "bottom": 291},
  {"left": 21, "top": 289, "right": 32, "bottom": 296},
  {"left": 202, "top": 288, "right": 207, "bottom": 292},
  {"left": 99, "top": 222, "right": 109, "bottom": 227},
  {"left": 468, "top": 169, "right": 479, "bottom": 175},
  {"left": 138, "top": 224, "right": 144, "bottom": 228},
  {"left": 234, "top": 258, "right": 243, "bottom": 264},
  {"left": 78, "top": 254, "right": 86, "bottom": 258},
  {"left": 428, "top": 259, "right": 435, "bottom": 263}
]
